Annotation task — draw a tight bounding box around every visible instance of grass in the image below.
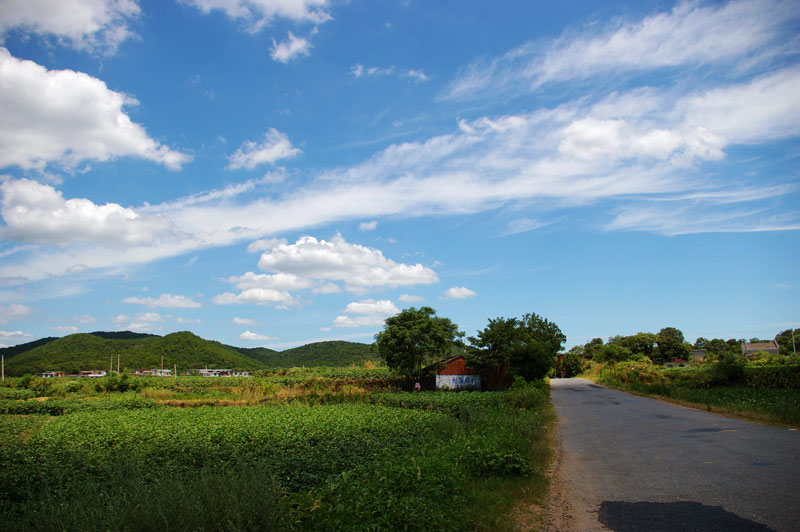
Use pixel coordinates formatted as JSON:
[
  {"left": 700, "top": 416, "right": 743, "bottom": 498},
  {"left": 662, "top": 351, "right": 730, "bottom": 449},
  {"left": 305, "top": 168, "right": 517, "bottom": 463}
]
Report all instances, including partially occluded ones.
[{"left": 593, "top": 363, "right": 800, "bottom": 428}]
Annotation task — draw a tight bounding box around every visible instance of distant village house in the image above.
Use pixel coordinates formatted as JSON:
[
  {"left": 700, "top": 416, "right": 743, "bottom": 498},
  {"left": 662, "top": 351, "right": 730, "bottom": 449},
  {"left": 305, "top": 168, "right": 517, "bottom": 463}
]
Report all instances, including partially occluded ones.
[{"left": 741, "top": 340, "right": 780, "bottom": 358}]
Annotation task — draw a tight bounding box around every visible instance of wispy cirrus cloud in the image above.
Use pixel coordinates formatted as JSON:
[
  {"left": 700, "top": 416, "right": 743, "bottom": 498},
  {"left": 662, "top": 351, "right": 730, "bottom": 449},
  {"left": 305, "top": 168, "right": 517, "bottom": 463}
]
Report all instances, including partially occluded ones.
[
  {"left": 444, "top": 0, "right": 800, "bottom": 100},
  {"left": 122, "top": 293, "right": 202, "bottom": 309},
  {"left": 351, "top": 64, "right": 429, "bottom": 83},
  {"left": 182, "top": 0, "right": 331, "bottom": 32}
]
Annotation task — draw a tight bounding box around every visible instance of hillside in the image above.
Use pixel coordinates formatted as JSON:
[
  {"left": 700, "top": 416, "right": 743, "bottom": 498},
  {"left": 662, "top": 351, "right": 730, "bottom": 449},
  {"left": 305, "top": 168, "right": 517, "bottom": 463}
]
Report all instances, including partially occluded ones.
[
  {"left": 3, "top": 331, "right": 266, "bottom": 377},
  {"left": 260, "top": 341, "right": 377, "bottom": 367},
  {"left": 0, "top": 336, "right": 59, "bottom": 360}
]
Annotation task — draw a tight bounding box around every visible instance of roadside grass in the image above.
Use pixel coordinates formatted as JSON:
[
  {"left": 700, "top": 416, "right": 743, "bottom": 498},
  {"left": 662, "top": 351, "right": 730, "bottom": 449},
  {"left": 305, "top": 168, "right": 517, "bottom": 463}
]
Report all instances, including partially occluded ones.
[{"left": 593, "top": 377, "right": 800, "bottom": 428}]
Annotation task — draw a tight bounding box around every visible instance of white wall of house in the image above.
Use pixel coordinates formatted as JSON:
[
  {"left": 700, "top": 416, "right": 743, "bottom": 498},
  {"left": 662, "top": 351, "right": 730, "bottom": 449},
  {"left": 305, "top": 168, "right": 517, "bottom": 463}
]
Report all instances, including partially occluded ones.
[{"left": 436, "top": 374, "right": 481, "bottom": 390}]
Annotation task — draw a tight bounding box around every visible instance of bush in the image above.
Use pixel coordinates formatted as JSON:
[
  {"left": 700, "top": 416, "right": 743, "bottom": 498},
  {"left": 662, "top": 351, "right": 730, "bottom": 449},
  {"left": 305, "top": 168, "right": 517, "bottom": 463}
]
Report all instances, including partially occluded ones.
[
  {"left": 561, "top": 352, "right": 583, "bottom": 377},
  {"left": 712, "top": 353, "right": 746, "bottom": 385}
]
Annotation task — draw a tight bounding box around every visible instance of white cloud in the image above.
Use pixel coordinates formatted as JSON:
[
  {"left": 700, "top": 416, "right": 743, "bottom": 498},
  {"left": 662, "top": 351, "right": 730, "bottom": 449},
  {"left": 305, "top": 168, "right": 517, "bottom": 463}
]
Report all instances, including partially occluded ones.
[
  {"left": 343, "top": 299, "right": 399, "bottom": 316},
  {"left": 270, "top": 31, "right": 312, "bottom": 63},
  {"left": 122, "top": 293, "right": 202, "bottom": 309},
  {"left": 312, "top": 283, "right": 341, "bottom": 294},
  {"left": 350, "top": 63, "right": 429, "bottom": 82},
  {"left": 0, "top": 48, "right": 191, "bottom": 172},
  {"left": 239, "top": 330, "right": 276, "bottom": 341},
  {"left": 112, "top": 312, "right": 164, "bottom": 332},
  {"left": 0, "top": 329, "right": 34, "bottom": 344},
  {"left": 333, "top": 298, "right": 399, "bottom": 328},
  {"left": 0, "top": 0, "right": 141, "bottom": 54},
  {"left": 228, "top": 128, "right": 301, "bottom": 169},
  {"left": 212, "top": 288, "right": 295, "bottom": 307},
  {"left": 0, "top": 303, "right": 32, "bottom": 324},
  {"left": 444, "top": 0, "right": 799, "bottom": 100},
  {"left": 0, "top": 179, "right": 179, "bottom": 246},
  {"left": 258, "top": 234, "right": 439, "bottom": 292},
  {"left": 53, "top": 325, "right": 79, "bottom": 334},
  {"left": 358, "top": 220, "right": 378, "bottom": 231},
  {"left": 247, "top": 237, "right": 287, "bottom": 253},
  {"left": 441, "top": 286, "right": 476, "bottom": 300},
  {"left": 182, "top": 0, "right": 331, "bottom": 31},
  {"left": 233, "top": 316, "right": 258, "bottom": 325},
  {"left": 226, "top": 271, "right": 312, "bottom": 291},
  {"left": 398, "top": 294, "right": 424, "bottom": 303}
]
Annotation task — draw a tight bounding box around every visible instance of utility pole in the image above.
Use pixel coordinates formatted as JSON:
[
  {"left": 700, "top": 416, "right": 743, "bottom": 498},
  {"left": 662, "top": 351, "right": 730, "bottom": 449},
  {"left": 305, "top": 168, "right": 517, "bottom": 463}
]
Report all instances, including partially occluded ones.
[
  {"left": 161, "top": 354, "right": 164, "bottom": 370},
  {"left": 174, "top": 363, "right": 177, "bottom": 379},
  {"left": 109, "top": 355, "right": 113, "bottom": 375},
  {"left": 2, "top": 354, "right": 4, "bottom": 382}
]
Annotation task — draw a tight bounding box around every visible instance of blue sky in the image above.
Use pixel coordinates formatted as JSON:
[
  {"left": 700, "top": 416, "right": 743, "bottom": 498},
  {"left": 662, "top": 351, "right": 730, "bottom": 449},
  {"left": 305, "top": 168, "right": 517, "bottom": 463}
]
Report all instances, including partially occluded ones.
[{"left": 0, "top": 0, "right": 798, "bottom": 351}]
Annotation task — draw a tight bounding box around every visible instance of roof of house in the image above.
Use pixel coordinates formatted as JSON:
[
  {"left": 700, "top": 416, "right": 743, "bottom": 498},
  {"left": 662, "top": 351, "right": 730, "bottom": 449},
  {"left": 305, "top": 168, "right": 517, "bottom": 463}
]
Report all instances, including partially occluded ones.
[{"left": 743, "top": 341, "right": 778, "bottom": 350}]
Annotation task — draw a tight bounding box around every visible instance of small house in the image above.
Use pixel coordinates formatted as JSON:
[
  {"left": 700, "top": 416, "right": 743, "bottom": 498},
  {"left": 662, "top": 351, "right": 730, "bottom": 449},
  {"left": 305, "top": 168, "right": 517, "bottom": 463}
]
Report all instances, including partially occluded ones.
[
  {"left": 664, "top": 357, "right": 689, "bottom": 368},
  {"left": 741, "top": 340, "right": 779, "bottom": 358},
  {"left": 433, "top": 356, "right": 481, "bottom": 390}
]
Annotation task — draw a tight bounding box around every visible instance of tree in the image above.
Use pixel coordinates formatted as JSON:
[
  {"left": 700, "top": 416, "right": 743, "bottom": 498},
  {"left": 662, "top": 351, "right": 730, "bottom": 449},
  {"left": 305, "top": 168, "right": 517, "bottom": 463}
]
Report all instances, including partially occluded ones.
[
  {"left": 468, "top": 312, "right": 565, "bottom": 380},
  {"left": 375, "top": 307, "right": 463, "bottom": 381},
  {"left": 655, "top": 327, "right": 690, "bottom": 364},
  {"left": 776, "top": 328, "right": 798, "bottom": 355},
  {"left": 583, "top": 338, "right": 604, "bottom": 360},
  {"left": 618, "top": 332, "right": 657, "bottom": 360},
  {"left": 561, "top": 351, "right": 583, "bottom": 377}
]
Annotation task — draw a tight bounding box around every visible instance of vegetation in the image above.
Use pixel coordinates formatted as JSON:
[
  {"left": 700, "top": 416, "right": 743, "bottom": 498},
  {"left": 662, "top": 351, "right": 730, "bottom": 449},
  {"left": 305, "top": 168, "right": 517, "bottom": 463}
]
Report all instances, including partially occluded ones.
[
  {"left": 0, "top": 375, "right": 553, "bottom": 532},
  {"left": 1, "top": 332, "right": 377, "bottom": 377},
  {"left": 376, "top": 307, "right": 465, "bottom": 381},
  {"left": 468, "top": 313, "right": 566, "bottom": 380}
]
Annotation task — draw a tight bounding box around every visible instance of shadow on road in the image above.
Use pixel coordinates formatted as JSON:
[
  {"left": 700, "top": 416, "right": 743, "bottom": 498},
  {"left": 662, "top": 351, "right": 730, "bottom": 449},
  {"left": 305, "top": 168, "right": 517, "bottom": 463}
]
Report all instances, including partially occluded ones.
[{"left": 598, "top": 501, "right": 776, "bottom": 532}]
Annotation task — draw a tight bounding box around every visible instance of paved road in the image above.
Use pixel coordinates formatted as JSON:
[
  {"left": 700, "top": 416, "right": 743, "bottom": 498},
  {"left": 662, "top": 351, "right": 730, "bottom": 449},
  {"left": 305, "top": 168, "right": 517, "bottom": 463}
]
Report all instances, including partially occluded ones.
[{"left": 548, "top": 378, "right": 800, "bottom": 532}]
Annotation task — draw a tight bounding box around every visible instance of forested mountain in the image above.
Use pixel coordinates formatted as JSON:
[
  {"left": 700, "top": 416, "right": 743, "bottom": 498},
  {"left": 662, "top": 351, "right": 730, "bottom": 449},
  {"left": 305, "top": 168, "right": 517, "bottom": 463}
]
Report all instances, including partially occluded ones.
[{"left": 1, "top": 333, "right": 376, "bottom": 376}]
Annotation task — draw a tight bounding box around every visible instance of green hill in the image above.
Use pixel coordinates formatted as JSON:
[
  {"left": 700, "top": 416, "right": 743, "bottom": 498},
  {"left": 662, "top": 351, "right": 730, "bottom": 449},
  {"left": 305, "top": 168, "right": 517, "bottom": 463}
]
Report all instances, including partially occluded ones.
[
  {"left": 2, "top": 333, "right": 378, "bottom": 376},
  {"left": 3, "top": 331, "right": 266, "bottom": 377},
  {"left": 259, "top": 341, "right": 377, "bottom": 367},
  {"left": 0, "top": 337, "right": 59, "bottom": 360}
]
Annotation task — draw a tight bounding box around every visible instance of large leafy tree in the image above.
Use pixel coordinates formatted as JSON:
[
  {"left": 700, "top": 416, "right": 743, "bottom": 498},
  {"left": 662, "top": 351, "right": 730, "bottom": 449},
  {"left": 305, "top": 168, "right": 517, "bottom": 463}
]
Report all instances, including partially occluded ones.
[
  {"left": 375, "top": 307, "right": 463, "bottom": 381},
  {"left": 468, "top": 312, "right": 565, "bottom": 380},
  {"left": 655, "top": 327, "right": 691, "bottom": 364}
]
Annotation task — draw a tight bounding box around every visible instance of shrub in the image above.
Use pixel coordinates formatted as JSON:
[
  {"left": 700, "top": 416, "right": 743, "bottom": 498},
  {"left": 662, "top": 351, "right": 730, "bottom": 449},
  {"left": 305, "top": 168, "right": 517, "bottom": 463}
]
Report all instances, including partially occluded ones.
[
  {"left": 712, "top": 353, "right": 746, "bottom": 385},
  {"left": 561, "top": 352, "right": 583, "bottom": 377}
]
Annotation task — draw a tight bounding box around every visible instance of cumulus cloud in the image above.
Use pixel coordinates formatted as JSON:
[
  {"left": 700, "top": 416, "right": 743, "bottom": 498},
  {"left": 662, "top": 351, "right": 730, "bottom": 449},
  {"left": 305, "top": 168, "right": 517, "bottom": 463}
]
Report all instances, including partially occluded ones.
[
  {"left": 212, "top": 288, "right": 295, "bottom": 307},
  {"left": 0, "top": 303, "right": 32, "bottom": 324},
  {"left": 122, "top": 293, "right": 202, "bottom": 309},
  {"left": 228, "top": 129, "right": 301, "bottom": 169},
  {"left": 0, "top": 48, "right": 191, "bottom": 172},
  {"left": 226, "top": 271, "right": 312, "bottom": 291},
  {"left": 247, "top": 237, "right": 287, "bottom": 253},
  {"left": 441, "top": 286, "right": 476, "bottom": 300},
  {"left": 239, "top": 330, "right": 276, "bottom": 341},
  {"left": 270, "top": 31, "right": 312, "bottom": 63},
  {"left": 358, "top": 220, "right": 378, "bottom": 231},
  {"left": 444, "top": 0, "right": 799, "bottom": 100},
  {"left": 112, "top": 312, "right": 164, "bottom": 332},
  {"left": 182, "top": 0, "right": 331, "bottom": 31},
  {"left": 53, "top": 325, "right": 79, "bottom": 334},
  {"left": 0, "top": 0, "right": 141, "bottom": 54},
  {"left": 398, "top": 294, "right": 424, "bottom": 303},
  {"left": 0, "top": 179, "right": 180, "bottom": 247},
  {"left": 333, "top": 298, "right": 399, "bottom": 328},
  {"left": 233, "top": 316, "right": 258, "bottom": 325},
  {"left": 258, "top": 234, "right": 439, "bottom": 292}
]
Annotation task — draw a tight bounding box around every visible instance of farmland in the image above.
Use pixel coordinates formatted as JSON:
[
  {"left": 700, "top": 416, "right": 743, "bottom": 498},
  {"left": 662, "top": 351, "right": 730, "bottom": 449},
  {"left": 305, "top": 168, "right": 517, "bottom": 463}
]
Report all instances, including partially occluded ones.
[{"left": 0, "top": 373, "right": 553, "bottom": 532}]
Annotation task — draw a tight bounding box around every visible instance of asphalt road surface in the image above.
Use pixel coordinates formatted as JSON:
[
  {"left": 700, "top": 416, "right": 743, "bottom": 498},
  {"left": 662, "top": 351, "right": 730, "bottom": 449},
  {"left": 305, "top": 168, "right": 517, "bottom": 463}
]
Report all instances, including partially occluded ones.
[{"left": 547, "top": 378, "right": 800, "bottom": 532}]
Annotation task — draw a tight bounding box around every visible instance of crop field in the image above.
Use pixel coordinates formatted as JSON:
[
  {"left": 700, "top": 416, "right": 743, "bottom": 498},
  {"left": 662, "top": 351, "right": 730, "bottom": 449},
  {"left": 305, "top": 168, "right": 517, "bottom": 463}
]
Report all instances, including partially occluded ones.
[{"left": 0, "top": 378, "right": 553, "bottom": 532}]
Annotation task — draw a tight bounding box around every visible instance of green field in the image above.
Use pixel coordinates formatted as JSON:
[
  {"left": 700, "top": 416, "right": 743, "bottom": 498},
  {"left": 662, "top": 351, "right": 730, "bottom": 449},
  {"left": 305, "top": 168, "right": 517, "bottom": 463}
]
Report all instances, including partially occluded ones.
[{"left": 0, "top": 377, "right": 553, "bottom": 532}]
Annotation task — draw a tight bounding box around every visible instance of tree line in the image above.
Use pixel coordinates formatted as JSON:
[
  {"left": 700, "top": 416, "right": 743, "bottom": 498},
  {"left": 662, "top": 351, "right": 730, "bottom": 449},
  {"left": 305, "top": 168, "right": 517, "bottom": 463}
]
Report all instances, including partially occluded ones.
[{"left": 375, "top": 307, "right": 565, "bottom": 382}]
